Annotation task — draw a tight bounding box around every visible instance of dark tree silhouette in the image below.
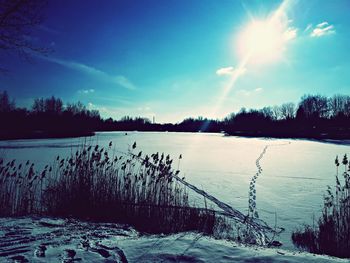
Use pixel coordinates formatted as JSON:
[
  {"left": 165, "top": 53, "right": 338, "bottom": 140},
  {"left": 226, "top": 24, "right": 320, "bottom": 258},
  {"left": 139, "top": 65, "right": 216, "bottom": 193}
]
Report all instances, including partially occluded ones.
[
  {"left": 32, "top": 97, "right": 45, "bottom": 112},
  {"left": 0, "top": 90, "right": 15, "bottom": 112},
  {"left": 44, "top": 96, "right": 62, "bottom": 113},
  {"left": 298, "top": 94, "right": 329, "bottom": 119},
  {"left": 0, "top": 91, "right": 350, "bottom": 140}
]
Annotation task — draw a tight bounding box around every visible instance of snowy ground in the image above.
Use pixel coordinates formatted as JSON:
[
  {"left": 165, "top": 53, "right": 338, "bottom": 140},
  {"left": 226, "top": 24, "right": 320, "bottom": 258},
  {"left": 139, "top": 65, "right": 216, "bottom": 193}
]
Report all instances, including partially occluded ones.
[{"left": 0, "top": 217, "right": 347, "bottom": 263}]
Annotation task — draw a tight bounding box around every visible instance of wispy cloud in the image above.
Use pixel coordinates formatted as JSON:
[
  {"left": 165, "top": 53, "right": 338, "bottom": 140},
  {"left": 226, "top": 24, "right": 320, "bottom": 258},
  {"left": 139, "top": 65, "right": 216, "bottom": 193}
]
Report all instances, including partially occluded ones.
[
  {"left": 78, "top": 89, "right": 95, "bottom": 94},
  {"left": 137, "top": 106, "right": 152, "bottom": 112},
  {"left": 36, "top": 55, "right": 136, "bottom": 90},
  {"left": 304, "top": 23, "right": 313, "bottom": 33},
  {"left": 94, "top": 96, "right": 133, "bottom": 105},
  {"left": 310, "top": 22, "right": 335, "bottom": 37},
  {"left": 236, "top": 87, "right": 263, "bottom": 97},
  {"left": 113, "top": 76, "right": 136, "bottom": 90},
  {"left": 216, "top": 66, "right": 246, "bottom": 77}
]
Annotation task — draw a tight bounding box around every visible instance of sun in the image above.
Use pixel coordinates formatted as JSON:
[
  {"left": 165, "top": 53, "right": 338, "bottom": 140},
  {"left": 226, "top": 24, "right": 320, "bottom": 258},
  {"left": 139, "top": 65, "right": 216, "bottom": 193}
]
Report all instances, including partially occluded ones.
[{"left": 237, "top": 17, "right": 292, "bottom": 64}]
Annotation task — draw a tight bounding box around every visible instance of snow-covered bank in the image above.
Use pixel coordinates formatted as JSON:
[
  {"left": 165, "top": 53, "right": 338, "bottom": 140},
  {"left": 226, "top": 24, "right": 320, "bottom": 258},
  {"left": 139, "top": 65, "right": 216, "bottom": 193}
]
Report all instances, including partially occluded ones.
[{"left": 0, "top": 217, "right": 346, "bottom": 263}]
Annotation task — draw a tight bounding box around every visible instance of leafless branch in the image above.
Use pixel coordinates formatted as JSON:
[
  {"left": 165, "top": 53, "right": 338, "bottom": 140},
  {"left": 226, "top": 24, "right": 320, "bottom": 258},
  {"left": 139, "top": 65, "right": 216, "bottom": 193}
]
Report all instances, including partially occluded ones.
[{"left": 0, "top": 0, "right": 50, "bottom": 71}]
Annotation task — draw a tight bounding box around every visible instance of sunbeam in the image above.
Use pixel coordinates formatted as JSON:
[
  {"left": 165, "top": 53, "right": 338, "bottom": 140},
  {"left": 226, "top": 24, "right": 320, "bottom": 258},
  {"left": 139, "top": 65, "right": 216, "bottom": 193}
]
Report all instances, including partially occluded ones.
[{"left": 208, "top": 0, "right": 294, "bottom": 123}]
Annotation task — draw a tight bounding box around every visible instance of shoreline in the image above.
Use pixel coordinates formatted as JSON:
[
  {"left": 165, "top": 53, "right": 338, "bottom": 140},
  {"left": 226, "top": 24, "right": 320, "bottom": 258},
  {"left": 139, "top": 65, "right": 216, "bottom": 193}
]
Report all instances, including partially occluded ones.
[
  {"left": 1, "top": 130, "right": 350, "bottom": 146},
  {"left": 0, "top": 131, "right": 95, "bottom": 141},
  {"left": 224, "top": 131, "right": 350, "bottom": 145}
]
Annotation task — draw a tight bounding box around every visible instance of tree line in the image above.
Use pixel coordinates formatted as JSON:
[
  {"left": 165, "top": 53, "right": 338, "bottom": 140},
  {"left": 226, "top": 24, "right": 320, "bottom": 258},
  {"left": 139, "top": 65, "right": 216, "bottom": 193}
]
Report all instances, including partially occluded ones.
[
  {"left": 0, "top": 91, "right": 101, "bottom": 139},
  {"left": 1, "top": 91, "right": 350, "bottom": 140}
]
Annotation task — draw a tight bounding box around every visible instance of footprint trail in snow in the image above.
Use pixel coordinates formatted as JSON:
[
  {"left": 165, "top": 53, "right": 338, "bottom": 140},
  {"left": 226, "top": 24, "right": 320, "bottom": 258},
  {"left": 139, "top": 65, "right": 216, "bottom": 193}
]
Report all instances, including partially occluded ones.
[{"left": 248, "top": 142, "right": 292, "bottom": 218}]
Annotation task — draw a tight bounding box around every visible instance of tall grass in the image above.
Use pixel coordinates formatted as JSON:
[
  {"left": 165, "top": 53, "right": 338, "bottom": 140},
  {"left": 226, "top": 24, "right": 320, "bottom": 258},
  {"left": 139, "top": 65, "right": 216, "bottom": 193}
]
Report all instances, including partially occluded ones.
[
  {"left": 0, "top": 141, "right": 280, "bottom": 245},
  {"left": 0, "top": 142, "right": 215, "bottom": 234},
  {"left": 292, "top": 154, "right": 350, "bottom": 258}
]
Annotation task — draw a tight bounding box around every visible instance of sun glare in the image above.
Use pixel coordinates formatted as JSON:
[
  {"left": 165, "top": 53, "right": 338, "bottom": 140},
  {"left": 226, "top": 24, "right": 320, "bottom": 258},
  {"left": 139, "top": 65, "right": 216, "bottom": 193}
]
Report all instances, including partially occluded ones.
[
  {"left": 209, "top": 0, "right": 294, "bottom": 121},
  {"left": 237, "top": 0, "right": 295, "bottom": 65},
  {"left": 237, "top": 19, "right": 287, "bottom": 64}
]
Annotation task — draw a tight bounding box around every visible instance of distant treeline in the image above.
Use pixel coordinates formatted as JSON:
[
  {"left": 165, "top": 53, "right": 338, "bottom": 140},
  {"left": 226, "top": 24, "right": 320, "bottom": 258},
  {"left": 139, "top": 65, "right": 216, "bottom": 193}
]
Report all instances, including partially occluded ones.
[
  {"left": 220, "top": 94, "right": 350, "bottom": 139},
  {"left": 1, "top": 91, "right": 350, "bottom": 140}
]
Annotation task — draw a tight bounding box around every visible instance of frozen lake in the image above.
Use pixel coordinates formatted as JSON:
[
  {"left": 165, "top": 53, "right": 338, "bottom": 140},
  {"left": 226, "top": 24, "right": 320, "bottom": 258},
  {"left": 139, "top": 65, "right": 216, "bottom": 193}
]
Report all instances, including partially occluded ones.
[{"left": 0, "top": 131, "right": 349, "bottom": 250}]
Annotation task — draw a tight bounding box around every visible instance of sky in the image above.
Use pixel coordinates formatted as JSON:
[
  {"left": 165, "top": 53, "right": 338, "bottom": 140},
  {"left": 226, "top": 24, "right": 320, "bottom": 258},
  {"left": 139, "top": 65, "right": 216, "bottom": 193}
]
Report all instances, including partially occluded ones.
[{"left": 1, "top": 0, "right": 350, "bottom": 123}]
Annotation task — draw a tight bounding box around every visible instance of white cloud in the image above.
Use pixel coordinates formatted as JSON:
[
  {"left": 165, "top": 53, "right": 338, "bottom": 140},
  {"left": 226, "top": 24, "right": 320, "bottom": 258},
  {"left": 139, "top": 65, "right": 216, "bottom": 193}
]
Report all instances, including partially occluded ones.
[
  {"left": 78, "top": 89, "right": 95, "bottom": 94},
  {"left": 310, "top": 22, "right": 335, "bottom": 37},
  {"left": 36, "top": 55, "right": 136, "bottom": 90},
  {"left": 317, "top": 22, "right": 329, "bottom": 28},
  {"left": 216, "top": 67, "right": 234, "bottom": 76},
  {"left": 216, "top": 66, "right": 246, "bottom": 77},
  {"left": 255, "top": 87, "right": 263, "bottom": 93}
]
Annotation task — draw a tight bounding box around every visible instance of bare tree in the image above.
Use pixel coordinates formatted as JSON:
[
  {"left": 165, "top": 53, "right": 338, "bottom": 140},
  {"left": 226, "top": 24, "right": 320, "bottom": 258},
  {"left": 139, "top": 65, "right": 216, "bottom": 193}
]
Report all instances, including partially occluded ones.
[
  {"left": 280, "top": 102, "right": 295, "bottom": 120},
  {"left": 44, "top": 96, "right": 62, "bottom": 113},
  {"left": 66, "top": 102, "right": 87, "bottom": 116},
  {"left": 32, "top": 96, "right": 63, "bottom": 113},
  {"left": 32, "top": 97, "right": 45, "bottom": 112},
  {"left": 328, "top": 94, "right": 349, "bottom": 118},
  {"left": 260, "top": 106, "right": 274, "bottom": 120},
  {"left": 0, "top": 0, "right": 49, "bottom": 71},
  {"left": 298, "top": 95, "right": 329, "bottom": 119},
  {"left": 272, "top": 105, "right": 281, "bottom": 120},
  {"left": 344, "top": 97, "right": 350, "bottom": 117}
]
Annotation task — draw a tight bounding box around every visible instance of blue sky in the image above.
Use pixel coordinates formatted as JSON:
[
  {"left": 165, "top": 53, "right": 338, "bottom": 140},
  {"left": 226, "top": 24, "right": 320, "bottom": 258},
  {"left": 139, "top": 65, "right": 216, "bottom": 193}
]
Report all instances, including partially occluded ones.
[{"left": 1, "top": 0, "right": 350, "bottom": 123}]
